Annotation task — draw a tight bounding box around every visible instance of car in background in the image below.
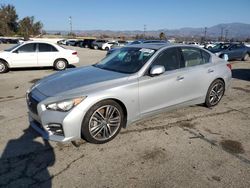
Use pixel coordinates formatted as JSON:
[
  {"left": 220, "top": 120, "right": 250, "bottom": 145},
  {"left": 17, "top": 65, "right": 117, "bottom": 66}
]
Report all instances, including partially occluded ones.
[
  {"left": 204, "top": 43, "right": 216, "bottom": 50},
  {"left": 0, "top": 38, "right": 20, "bottom": 44},
  {"left": 66, "top": 40, "right": 78, "bottom": 46},
  {"left": 188, "top": 42, "right": 205, "bottom": 48},
  {"left": 129, "top": 40, "right": 168, "bottom": 45},
  {"left": 57, "top": 39, "right": 67, "bottom": 45},
  {"left": 0, "top": 41, "right": 79, "bottom": 73},
  {"left": 91, "top": 40, "right": 108, "bottom": 50},
  {"left": 106, "top": 40, "right": 169, "bottom": 56},
  {"left": 102, "top": 42, "right": 118, "bottom": 50},
  {"left": 208, "top": 43, "right": 250, "bottom": 61},
  {"left": 79, "top": 39, "right": 95, "bottom": 48},
  {"left": 26, "top": 43, "right": 232, "bottom": 144}
]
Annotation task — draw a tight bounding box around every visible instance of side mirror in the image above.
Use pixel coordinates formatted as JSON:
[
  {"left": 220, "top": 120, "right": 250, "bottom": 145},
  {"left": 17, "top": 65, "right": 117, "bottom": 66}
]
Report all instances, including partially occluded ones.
[
  {"left": 222, "top": 54, "right": 229, "bottom": 61},
  {"left": 149, "top": 65, "right": 165, "bottom": 76}
]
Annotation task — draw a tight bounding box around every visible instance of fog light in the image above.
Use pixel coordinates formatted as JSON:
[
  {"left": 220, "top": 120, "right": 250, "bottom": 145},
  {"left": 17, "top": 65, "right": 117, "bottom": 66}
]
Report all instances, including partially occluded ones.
[{"left": 45, "top": 123, "right": 64, "bottom": 136}]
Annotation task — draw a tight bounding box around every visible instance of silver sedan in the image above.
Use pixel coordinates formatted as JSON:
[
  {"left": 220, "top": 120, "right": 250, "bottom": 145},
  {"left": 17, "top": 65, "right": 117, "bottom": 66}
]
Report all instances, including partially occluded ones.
[{"left": 26, "top": 43, "right": 232, "bottom": 144}]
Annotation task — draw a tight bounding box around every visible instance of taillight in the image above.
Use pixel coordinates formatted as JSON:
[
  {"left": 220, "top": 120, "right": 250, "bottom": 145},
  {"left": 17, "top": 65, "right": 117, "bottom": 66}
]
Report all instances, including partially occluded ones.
[
  {"left": 226, "top": 63, "right": 232, "bottom": 70},
  {"left": 72, "top": 51, "right": 77, "bottom": 55}
]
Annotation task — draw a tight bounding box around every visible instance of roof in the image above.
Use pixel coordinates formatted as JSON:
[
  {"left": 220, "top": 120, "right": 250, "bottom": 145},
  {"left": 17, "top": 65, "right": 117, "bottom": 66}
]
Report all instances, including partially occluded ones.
[{"left": 128, "top": 43, "right": 171, "bottom": 50}]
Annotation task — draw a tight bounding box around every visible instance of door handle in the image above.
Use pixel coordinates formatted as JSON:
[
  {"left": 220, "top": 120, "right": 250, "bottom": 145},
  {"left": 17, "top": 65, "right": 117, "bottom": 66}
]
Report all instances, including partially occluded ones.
[
  {"left": 208, "top": 69, "right": 214, "bottom": 73},
  {"left": 177, "top": 76, "right": 184, "bottom": 81}
]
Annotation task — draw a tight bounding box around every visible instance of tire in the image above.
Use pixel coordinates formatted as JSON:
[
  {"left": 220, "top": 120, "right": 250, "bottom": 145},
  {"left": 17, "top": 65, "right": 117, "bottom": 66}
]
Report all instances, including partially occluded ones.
[
  {"left": 84, "top": 45, "right": 88, "bottom": 48},
  {"left": 105, "top": 47, "right": 109, "bottom": 51},
  {"left": 243, "top": 53, "right": 250, "bottom": 61},
  {"left": 54, "top": 59, "right": 67, "bottom": 71},
  {"left": 93, "top": 45, "right": 98, "bottom": 50},
  {"left": 205, "top": 79, "right": 225, "bottom": 107},
  {"left": 0, "top": 60, "right": 9, "bottom": 73},
  {"left": 81, "top": 100, "right": 125, "bottom": 144}
]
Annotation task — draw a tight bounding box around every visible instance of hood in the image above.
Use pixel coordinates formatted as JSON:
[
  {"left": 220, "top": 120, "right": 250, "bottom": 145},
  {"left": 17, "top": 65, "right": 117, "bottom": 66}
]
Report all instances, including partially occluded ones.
[
  {"left": 34, "top": 66, "right": 129, "bottom": 96},
  {"left": 0, "top": 51, "right": 11, "bottom": 57}
]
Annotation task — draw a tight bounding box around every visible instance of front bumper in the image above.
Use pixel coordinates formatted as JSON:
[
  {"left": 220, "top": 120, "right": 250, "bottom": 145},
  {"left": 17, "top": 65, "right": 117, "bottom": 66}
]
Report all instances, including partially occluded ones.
[{"left": 27, "top": 89, "right": 86, "bottom": 142}]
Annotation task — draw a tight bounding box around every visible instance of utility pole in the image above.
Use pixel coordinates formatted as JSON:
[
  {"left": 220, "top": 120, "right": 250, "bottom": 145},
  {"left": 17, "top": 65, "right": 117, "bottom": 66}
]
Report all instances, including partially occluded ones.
[
  {"left": 143, "top": 24, "right": 146, "bottom": 39},
  {"left": 204, "top": 27, "right": 207, "bottom": 43},
  {"left": 220, "top": 27, "right": 224, "bottom": 42},
  {"left": 225, "top": 29, "right": 228, "bottom": 42},
  {"left": 69, "top": 16, "right": 72, "bottom": 35}
]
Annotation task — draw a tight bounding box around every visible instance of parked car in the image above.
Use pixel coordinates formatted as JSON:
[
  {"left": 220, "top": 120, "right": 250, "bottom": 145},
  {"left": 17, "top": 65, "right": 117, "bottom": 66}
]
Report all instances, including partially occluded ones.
[
  {"left": 66, "top": 40, "right": 77, "bottom": 46},
  {"left": 205, "top": 43, "right": 217, "bottom": 50},
  {"left": 57, "top": 39, "right": 67, "bottom": 45},
  {"left": 188, "top": 42, "right": 205, "bottom": 48},
  {"left": 91, "top": 40, "right": 108, "bottom": 50},
  {"left": 79, "top": 39, "right": 95, "bottom": 48},
  {"left": 0, "top": 41, "right": 79, "bottom": 73},
  {"left": 208, "top": 43, "right": 250, "bottom": 61},
  {"left": 0, "top": 38, "right": 19, "bottom": 44},
  {"left": 26, "top": 43, "right": 231, "bottom": 144},
  {"left": 106, "top": 40, "right": 169, "bottom": 56},
  {"left": 102, "top": 42, "right": 118, "bottom": 50}
]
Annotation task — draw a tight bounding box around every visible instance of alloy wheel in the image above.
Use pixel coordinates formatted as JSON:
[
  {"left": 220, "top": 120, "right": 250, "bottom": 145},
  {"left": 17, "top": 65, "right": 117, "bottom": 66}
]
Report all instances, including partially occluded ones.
[
  {"left": 209, "top": 82, "right": 224, "bottom": 106},
  {"left": 89, "top": 105, "right": 121, "bottom": 141}
]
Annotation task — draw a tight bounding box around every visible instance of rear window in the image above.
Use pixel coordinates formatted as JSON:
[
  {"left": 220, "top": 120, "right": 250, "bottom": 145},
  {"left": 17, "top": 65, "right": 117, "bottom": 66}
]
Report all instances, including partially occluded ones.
[
  {"left": 38, "top": 43, "right": 58, "bottom": 52},
  {"left": 181, "top": 47, "right": 210, "bottom": 67}
]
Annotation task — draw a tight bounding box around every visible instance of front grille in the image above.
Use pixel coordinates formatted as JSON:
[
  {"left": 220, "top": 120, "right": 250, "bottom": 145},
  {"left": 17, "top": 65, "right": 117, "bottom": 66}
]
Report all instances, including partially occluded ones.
[{"left": 27, "top": 93, "right": 39, "bottom": 115}]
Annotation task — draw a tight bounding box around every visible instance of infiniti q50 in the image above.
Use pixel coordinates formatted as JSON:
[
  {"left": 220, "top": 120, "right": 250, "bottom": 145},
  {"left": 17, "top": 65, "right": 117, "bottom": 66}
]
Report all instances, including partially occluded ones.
[{"left": 26, "top": 43, "right": 232, "bottom": 144}]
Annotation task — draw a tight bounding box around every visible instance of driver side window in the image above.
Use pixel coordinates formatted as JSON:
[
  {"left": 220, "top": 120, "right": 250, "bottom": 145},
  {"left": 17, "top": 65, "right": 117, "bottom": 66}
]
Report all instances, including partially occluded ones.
[{"left": 17, "top": 43, "right": 36, "bottom": 53}]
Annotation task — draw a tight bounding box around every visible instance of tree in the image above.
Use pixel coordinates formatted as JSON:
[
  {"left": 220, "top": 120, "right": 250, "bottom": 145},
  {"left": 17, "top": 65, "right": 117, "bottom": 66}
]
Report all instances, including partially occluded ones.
[
  {"left": 159, "top": 32, "right": 166, "bottom": 40},
  {"left": 0, "top": 4, "right": 18, "bottom": 36},
  {"left": 18, "top": 16, "right": 43, "bottom": 40}
]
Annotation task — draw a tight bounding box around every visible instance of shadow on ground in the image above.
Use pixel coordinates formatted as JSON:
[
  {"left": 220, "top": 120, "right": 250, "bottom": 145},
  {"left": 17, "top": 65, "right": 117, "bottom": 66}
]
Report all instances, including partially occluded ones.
[
  {"left": 232, "top": 69, "right": 250, "bottom": 81},
  {"left": 8, "top": 64, "right": 76, "bottom": 72},
  {"left": 0, "top": 126, "right": 55, "bottom": 187}
]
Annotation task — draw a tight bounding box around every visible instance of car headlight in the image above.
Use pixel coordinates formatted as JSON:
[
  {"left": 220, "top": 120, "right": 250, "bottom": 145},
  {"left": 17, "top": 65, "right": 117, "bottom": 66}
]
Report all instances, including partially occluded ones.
[{"left": 46, "top": 97, "right": 86, "bottom": 112}]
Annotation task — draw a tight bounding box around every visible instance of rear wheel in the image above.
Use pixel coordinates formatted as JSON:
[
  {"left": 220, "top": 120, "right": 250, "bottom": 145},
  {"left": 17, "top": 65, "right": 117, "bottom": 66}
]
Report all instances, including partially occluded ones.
[
  {"left": 0, "top": 60, "right": 9, "bottom": 73},
  {"left": 93, "top": 45, "right": 98, "bottom": 50},
  {"left": 205, "top": 79, "right": 225, "bottom": 107},
  {"left": 243, "top": 53, "right": 250, "bottom": 61},
  {"left": 81, "top": 100, "right": 125, "bottom": 144},
  {"left": 54, "top": 59, "right": 67, "bottom": 70}
]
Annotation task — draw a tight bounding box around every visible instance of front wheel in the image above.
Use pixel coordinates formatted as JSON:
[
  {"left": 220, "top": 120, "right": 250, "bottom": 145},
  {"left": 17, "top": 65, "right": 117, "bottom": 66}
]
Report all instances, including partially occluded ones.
[
  {"left": 0, "top": 60, "right": 9, "bottom": 73},
  {"left": 93, "top": 45, "right": 98, "bottom": 50},
  {"left": 81, "top": 100, "right": 125, "bottom": 144},
  {"left": 205, "top": 79, "right": 225, "bottom": 107},
  {"left": 54, "top": 59, "right": 67, "bottom": 70}
]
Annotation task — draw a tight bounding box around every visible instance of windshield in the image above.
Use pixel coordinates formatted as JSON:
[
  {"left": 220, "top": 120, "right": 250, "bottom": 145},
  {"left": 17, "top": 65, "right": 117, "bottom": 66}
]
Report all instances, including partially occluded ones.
[
  {"left": 94, "top": 47, "right": 155, "bottom": 74},
  {"left": 212, "top": 43, "right": 230, "bottom": 50},
  {"left": 4, "top": 44, "right": 21, "bottom": 52}
]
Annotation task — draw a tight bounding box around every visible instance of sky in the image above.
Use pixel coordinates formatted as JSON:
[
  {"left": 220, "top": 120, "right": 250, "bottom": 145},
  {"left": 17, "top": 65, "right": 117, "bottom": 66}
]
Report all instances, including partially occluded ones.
[{"left": 1, "top": 0, "right": 250, "bottom": 31}]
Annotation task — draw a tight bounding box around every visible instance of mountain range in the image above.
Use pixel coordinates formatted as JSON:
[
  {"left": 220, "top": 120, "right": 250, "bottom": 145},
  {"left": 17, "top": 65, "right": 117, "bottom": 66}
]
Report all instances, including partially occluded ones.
[{"left": 48, "top": 23, "right": 250, "bottom": 39}]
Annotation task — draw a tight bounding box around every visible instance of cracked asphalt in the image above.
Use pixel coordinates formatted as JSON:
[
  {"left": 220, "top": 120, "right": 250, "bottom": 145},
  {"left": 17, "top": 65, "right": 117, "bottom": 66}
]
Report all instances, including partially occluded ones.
[{"left": 0, "top": 44, "right": 250, "bottom": 188}]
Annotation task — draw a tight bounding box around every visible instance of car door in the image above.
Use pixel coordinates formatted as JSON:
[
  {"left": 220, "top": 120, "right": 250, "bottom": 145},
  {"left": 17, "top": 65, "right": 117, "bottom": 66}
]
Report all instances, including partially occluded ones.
[
  {"left": 139, "top": 47, "right": 187, "bottom": 115},
  {"left": 179, "top": 47, "right": 214, "bottom": 101},
  {"left": 37, "top": 43, "right": 58, "bottom": 66},
  {"left": 10, "top": 43, "right": 38, "bottom": 67},
  {"left": 227, "top": 44, "right": 245, "bottom": 59}
]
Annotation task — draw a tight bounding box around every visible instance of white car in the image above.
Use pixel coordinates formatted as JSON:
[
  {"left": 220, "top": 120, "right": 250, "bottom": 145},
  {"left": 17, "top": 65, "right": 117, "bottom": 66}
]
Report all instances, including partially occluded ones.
[
  {"left": 102, "top": 42, "right": 118, "bottom": 50},
  {"left": 0, "top": 41, "right": 79, "bottom": 73}
]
